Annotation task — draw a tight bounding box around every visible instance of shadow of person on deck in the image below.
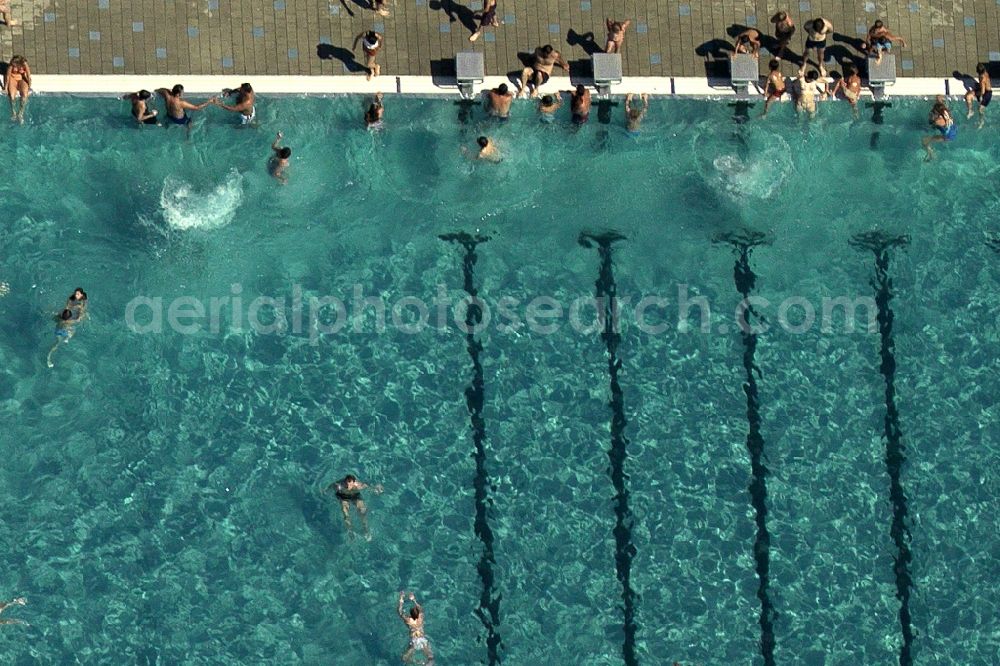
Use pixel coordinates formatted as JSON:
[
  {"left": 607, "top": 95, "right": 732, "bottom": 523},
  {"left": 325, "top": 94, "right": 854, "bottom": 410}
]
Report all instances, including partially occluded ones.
[
  {"left": 317, "top": 44, "right": 366, "bottom": 73},
  {"left": 566, "top": 29, "right": 602, "bottom": 56},
  {"left": 428, "top": 0, "right": 478, "bottom": 35}
]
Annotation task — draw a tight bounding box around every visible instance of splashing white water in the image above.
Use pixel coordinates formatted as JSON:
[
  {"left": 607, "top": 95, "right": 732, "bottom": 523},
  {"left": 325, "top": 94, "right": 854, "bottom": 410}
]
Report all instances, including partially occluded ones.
[{"left": 160, "top": 170, "right": 244, "bottom": 230}]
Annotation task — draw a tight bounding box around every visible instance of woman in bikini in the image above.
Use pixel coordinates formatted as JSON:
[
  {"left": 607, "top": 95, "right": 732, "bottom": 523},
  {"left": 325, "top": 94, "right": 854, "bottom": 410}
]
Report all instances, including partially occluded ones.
[
  {"left": 354, "top": 31, "right": 384, "bottom": 81},
  {"left": 6, "top": 55, "right": 31, "bottom": 123}
]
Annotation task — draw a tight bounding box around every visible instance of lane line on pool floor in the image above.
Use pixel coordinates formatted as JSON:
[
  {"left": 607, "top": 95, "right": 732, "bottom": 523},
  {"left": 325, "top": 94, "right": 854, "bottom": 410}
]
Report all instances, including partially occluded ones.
[
  {"left": 578, "top": 231, "right": 638, "bottom": 666},
  {"left": 715, "top": 230, "right": 777, "bottom": 665},
  {"left": 439, "top": 231, "right": 503, "bottom": 665},
  {"left": 849, "top": 232, "right": 915, "bottom": 666}
]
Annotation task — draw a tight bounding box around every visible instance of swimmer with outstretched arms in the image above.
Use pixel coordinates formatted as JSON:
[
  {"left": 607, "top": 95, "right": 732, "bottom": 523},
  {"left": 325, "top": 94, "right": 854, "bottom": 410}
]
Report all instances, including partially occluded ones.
[
  {"left": 325, "top": 474, "right": 382, "bottom": 540},
  {"left": 0, "top": 597, "right": 27, "bottom": 626},
  {"left": 625, "top": 93, "right": 648, "bottom": 134},
  {"left": 214, "top": 82, "right": 256, "bottom": 127},
  {"left": 398, "top": 591, "right": 434, "bottom": 664},
  {"left": 365, "top": 92, "right": 385, "bottom": 129},
  {"left": 155, "top": 85, "right": 215, "bottom": 137}
]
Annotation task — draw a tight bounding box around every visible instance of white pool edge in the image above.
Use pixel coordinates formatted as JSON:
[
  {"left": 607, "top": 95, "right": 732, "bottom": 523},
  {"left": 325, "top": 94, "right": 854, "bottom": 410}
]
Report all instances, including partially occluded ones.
[{"left": 31, "top": 75, "right": 960, "bottom": 98}]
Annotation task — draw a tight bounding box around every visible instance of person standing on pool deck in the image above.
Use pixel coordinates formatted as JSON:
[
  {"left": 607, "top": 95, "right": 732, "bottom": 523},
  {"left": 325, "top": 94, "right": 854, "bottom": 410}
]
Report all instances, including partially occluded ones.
[
  {"left": 325, "top": 474, "right": 382, "bottom": 540},
  {"left": 398, "top": 591, "right": 434, "bottom": 664},
  {"left": 354, "top": 31, "right": 384, "bottom": 81},
  {"left": 803, "top": 17, "right": 833, "bottom": 75},
  {"left": 570, "top": 84, "right": 591, "bottom": 125},
  {"left": 625, "top": 92, "right": 648, "bottom": 134},
  {"left": 518, "top": 44, "right": 569, "bottom": 98},
  {"left": 761, "top": 59, "right": 787, "bottom": 117},
  {"left": 770, "top": 12, "right": 795, "bottom": 62},
  {"left": 155, "top": 85, "right": 215, "bottom": 136},
  {"left": 468, "top": 0, "right": 498, "bottom": 42},
  {"left": 0, "top": 0, "right": 18, "bottom": 27},
  {"left": 0, "top": 597, "right": 26, "bottom": 626},
  {"left": 485, "top": 83, "right": 513, "bottom": 119},
  {"left": 965, "top": 63, "right": 992, "bottom": 128},
  {"left": 214, "top": 83, "right": 256, "bottom": 127},
  {"left": 923, "top": 95, "right": 957, "bottom": 161},
  {"left": 121, "top": 90, "right": 159, "bottom": 125},
  {"left": 605, "top": 18, "right": 631, "bottom": 54},
  {"left": 365, "top": 92, "right": 385, "bottom": 129},
  {"left": 268, "top": 132, "right": 291, "bottom": 184},
  {"left": 6, "top": 55, "right": 31, "bottom": 123}
]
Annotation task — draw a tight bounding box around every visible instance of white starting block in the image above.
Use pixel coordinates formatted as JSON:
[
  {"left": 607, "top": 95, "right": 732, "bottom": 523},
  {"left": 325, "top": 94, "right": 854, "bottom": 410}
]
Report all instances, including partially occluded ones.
[
  {"left": 456, "top": 52, "right": 484, "bottom": 99},
  {"left": 730, "top": 53, "right": 758, "bottom": 98},
  {"left": 867, "top": 54, "right": 896, "bottom": 101},
  {"left": 592, "top": 53, "right": 622, "bottom": 96}
]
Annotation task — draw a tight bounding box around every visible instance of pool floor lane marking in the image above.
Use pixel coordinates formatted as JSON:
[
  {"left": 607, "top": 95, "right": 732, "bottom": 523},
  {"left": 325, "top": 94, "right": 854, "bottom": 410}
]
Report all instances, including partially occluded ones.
[
  {"left": 578, "top": 230, "right": 639, "bottom": 666},
  {"left": 440, "top": 231, "right": 503, "bottom": 665},
  {"left": 714, "top": 230, "right": 777, "bottom": 666},
  {"left": 849, "top": 231, "right": 915, "bottom": 666}
]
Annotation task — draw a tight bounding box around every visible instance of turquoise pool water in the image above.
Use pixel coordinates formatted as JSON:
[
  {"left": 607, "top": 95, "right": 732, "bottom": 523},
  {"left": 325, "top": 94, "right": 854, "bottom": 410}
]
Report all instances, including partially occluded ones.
[{"left": 0, "top": 95, "right": 998, "bottom": 664}]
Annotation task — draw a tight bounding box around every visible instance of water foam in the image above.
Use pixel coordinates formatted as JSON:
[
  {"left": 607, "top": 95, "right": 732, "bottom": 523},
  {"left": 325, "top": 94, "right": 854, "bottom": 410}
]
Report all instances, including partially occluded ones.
[{"left": 160, "top": 169, "right": 244, "bottom": 230}]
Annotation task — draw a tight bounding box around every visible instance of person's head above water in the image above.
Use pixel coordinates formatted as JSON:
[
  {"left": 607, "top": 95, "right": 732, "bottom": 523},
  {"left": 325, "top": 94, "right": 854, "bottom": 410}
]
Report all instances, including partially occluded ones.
[
  {"left": 240, "top": 82, "right": 253, "bottom": 93},
  {"left": 976, "top": 62, "right": 987, "bottom": 75},
  {"left": 171, "top": 84, "right": 184, "bottom": 96},
  {"left": 541, "top": 95, "right": 554, "bottom": 106},
  {"left": 477, "top": 136, "right": 489, "bottom": 148},
  {"left": 60, "top": 309, "right": 74, "bottom": 321},
  {"left": 137, "top": 90, "right": 151, "bottom": 100},
  {"left": 575, "top": 84, "right": 586, "bottom": 96},
  {"left": 71, "top": 288, "right": 88, "bottom": 301},
  {"left": 409, "top": 606, "right": 421, "bottom": 620},
  {"left": 497, "top": 83, "right": 508, "bottom": 95},
  {"left": 278, "top": 147, "right": 291, "bottom": 159},
  {"left": 343, "top": 474, "right": 357, "bottom": 484}
]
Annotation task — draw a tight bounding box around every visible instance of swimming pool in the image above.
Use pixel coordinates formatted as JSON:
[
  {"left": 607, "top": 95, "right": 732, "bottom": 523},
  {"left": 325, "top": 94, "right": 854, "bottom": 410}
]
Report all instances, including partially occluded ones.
[{"left": 0, "top": 95, "right": 997, "bottom": 664}]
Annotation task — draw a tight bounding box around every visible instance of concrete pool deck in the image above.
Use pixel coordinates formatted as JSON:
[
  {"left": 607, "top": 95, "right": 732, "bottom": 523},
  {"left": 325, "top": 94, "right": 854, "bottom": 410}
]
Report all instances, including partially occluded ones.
[{"left": 2, "top": 0, "right": 999, "bottom": 84}]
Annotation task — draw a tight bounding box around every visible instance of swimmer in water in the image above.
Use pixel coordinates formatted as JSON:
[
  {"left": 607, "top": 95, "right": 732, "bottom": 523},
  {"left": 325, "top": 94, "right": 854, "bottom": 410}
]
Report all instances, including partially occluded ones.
[
  {"left": 761, "top": 59, "right": 787, "bottom": 117},
  {"left": 155, "top": 84, "right": 216, "bottom": 137},
  {"left": 625, "top": 92, "right": 648, "bottom": 134},
  {"left": 47, "top": 307, "right": 83, "bottom": 368},
  {"left": 268, "top": 132, "right": 291, "bottom": 184},
  {"left": 0, "top": 597, "right": 27, "bottom": 626},
  {"left": 475, "top": 136, "right": 500, "bottom": 162},
  {"left": 365, "top": 92, "right": 385, "bottom": 130},
  {"left": 214, "top": 82, "right": 257, "bottom": 127},
  {"left": 830, "top": 64, "right": 862, "bottom": 116},
  {"left": 65, "top": 287, "right": 88, "bottom": 317},
  {"left": 121, "top": 90, "right": 159, "bottom": 125},
  {"left": 922, "top": 95, "right": 956, "bottom": 161},
  {"left": 570, "top": 84, "right": 591, "bottom": 125},
  {"left": 398, "top": 591, "right": 434, "bottom": 664},
  {"left": 325, "top": 474, "right": 382, "bottom": 540},
  {"left": 537, "top": 92, "right": 562, "bottom": 123},
  {"left": 484, "top": 83, "right": 513, "bottom": 119}
]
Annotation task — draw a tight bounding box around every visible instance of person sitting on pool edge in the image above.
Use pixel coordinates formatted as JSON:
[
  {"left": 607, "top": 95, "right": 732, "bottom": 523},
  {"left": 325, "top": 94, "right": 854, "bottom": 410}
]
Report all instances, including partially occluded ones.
[
  {"left": 518, "top": 44, "right": 569, "bottom": 98},
  {"left": 325, "top": 474, "right": 382, "bottom": 540},
  {"left": 964, "top": 62, "right": 992, "bottom": 128},
  {"left": 122, "top": 90, "right": 159, "bottom": 125},
  {"left": 156, "top": 85, "right": 215, "bottom": 136},
  {"left": 484, "top": 83, "right": 513, "bottom": 119},
  {"left": 865, "top": 20, "right": 906, "bottom": 64},
  {"left": 268, "top": 131, "right": 291, "bottom": 184},
  {"left": 571, "top": 84, "right": 591, "bottom": 125},
  {"left": 214, "top": 82, "right": 256, "bottom": 127},
  {"left": 398, "top": 591, "right": 434, "bottom": 664},
  {"left": 365, "top": 92, "right": 385, "bottom": 130}
]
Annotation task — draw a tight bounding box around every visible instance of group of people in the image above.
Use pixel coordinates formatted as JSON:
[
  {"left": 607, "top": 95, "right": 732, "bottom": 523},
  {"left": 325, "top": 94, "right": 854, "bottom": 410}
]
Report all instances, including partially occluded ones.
[
  {"left": 47, "top": 288, "right": 87, "bottom": 368},
  {"left": 324, "top": 474, "right": 433, "bottom": 663},
  {"left": 121, "top": 82, "right": 257, "bottom": 134}
]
